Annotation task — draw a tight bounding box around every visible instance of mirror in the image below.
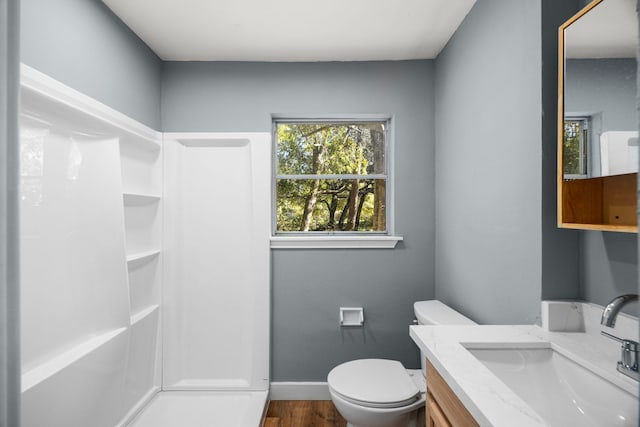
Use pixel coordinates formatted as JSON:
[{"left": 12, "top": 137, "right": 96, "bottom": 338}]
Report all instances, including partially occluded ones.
[
  {"left": 562, "top": 0, "right": 638, "bottom": 179},
  {"left": 558, "top": 0, "right": 638, "bottom": 232}
]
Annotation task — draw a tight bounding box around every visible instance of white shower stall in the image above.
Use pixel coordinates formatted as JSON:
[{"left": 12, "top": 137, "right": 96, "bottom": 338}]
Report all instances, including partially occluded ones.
[{"left": 19, "top": 66, "right": 270, "bottom": 427}]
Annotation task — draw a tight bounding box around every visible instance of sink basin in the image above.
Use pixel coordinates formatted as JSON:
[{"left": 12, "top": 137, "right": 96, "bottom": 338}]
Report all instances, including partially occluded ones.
[{"left": 468, "top": 347, "right": 638, "bottom": 427}]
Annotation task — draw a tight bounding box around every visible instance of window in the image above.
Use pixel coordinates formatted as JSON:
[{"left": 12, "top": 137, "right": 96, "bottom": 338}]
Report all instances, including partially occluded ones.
[
  {"left": 273, "top": 119, "right": 390, "bottom": 236},
  {"left": 563, "top": 117, "right": 590, "bottom": 178}
]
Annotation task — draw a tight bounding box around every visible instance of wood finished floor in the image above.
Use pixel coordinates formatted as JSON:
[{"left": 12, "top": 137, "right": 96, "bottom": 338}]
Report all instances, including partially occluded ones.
[
  {"left": 264, "top": 400, "right": 347, "bottom": 427},
  {"left": 264, "top": 399, "right": 426, "bottom": 427}
]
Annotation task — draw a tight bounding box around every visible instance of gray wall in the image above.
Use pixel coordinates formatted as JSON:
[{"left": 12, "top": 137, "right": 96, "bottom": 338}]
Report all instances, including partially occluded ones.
[
  {"left": 540, "top": 0, "right": 583, "bottom": 302},
  {"left": 565, "top": 59, "right": 637, "bottom": 132},
  {"left": 563, "top": 58, "right": 638, "bottom": 308},
  {"left": 161, "top": 61, "right": 435, "bottom": 380},
  {"left": 433, "top": 0, "right": 581, "bottom": 324},
  {"left": 580, "top": 232, "right": 638, "bottom": 307},
  {"left": 434, "top": 0, "right": 544, "bottom": 324},
  {"left": 434, "top": 0, "right": 631, "bottom": 322},
  {"left": 1, "top": 0, "right": 21, "bottom": 425},
  {"left": 20, "top": 0, "right": 162, "bottom": 129}
]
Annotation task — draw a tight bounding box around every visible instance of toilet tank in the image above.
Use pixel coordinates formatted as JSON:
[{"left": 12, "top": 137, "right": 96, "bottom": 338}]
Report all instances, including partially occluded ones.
[
  {"left": 413, "top": 300, "right": 476, "bottom": 377},
  {"left": 413, "top": 300, "right": 476, "bottom": 326}
]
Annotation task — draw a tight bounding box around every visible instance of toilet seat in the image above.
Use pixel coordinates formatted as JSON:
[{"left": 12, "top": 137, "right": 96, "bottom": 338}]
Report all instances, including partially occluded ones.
[
  {"left": 330, "top": 387, "right": 420, "bottom": 409},
  {"left": 327, "top": 359, "right": 420, "bottom": 409}
]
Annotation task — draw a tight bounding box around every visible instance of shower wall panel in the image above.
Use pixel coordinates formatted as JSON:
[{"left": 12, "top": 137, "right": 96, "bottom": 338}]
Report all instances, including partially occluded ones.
[
  {"left": 162, "top": 134, "right": 270, "bottom": 391},
  {"left": 19, "top": 113, "right": 129, "bottom": 374},
  {"left": 19, "top": 66, "right": 162, "bottom": 427}
]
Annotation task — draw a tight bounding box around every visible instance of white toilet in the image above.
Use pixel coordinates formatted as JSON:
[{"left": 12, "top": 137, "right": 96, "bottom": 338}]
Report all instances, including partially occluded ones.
[{"left": 327, "top": 300, "right": 476, "bottom": 427}]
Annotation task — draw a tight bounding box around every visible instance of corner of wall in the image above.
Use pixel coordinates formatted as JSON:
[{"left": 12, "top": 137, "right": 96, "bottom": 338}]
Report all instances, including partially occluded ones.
[
  {"left": 540, "top": 0, "right": 582, "bottom": 301},
  {"left": 20, "top": 0, "right": 163, "bottom": 130}
]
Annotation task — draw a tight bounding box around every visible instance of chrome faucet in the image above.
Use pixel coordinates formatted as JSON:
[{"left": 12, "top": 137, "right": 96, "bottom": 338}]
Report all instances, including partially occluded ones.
[
  {"left": 601, "top": 294, "right": 638, "bottom": 327},
  {"left": 600, "top": 294, "right": 639, "bottom": 381}
]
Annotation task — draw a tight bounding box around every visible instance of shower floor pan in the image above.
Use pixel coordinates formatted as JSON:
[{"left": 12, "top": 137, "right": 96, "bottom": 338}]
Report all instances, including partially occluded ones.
[{"left": 127, "top": 391, "right": 268, "bottom": 427}]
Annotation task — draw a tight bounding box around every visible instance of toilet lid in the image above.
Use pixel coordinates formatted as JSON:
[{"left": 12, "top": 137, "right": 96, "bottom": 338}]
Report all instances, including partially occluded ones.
[{"left": 328, "top": 359, "right": 420, "bottom": 408}]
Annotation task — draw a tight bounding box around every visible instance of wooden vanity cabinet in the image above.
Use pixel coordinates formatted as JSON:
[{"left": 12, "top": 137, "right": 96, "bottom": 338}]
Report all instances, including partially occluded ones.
[
  {"left": 427, "top": 395, "right": 452, "bottom": 427},
  {"left": 425, "top": 359, "right": 479, "bottom": 427}
]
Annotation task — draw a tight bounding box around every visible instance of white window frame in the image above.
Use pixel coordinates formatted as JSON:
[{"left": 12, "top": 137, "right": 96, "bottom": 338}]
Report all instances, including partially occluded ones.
[
  {"left": 564, "top": 116, "right": 591, "bottom": 179},
  {"left": 270, "top": 115, "right": 402, "bottom": 249}
]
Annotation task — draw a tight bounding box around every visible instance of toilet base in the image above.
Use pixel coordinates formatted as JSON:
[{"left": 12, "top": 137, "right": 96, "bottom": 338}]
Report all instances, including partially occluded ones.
[
  {"left": 344, "top": 407, "right": 420, "bottom": 427},
  {"left": 332, "top": 391, "right": 425, "bottom": 427}
]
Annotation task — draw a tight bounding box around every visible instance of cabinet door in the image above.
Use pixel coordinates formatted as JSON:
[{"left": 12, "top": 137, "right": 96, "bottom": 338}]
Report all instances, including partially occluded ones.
[
  {"left": 427, "top": 393, "right": 452, "bottom": 427},
  {"left": 426, "top": 359, "right": 479, "bottom": 427}
]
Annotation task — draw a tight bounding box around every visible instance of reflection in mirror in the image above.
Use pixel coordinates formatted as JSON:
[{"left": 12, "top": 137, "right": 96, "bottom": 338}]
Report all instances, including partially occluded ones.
[
  {"left": 563, "top": 0, "right": 637, "bottom": 178},
  {"left": 558, "top": 0, "right": 638, "bottom": 231}
]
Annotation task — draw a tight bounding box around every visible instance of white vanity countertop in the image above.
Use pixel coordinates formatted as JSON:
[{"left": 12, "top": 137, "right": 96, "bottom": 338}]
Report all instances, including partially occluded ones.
[{"left": 409, "top": 323, "right": 639, "bottom": 427}]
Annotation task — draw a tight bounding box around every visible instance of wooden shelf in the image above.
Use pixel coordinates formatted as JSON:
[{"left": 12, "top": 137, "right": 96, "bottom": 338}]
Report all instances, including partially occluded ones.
[
  {"left": 559, "top": 172, "right": 637, "bottom": 233},
  {"left": 126, "top": 250, "right": 160, "bottom": 267},
  {"left": 559, "top": 222, "right": 637, "bottom": 233},
  {"left": 123, "top": 192, "right": 160, "bottom": 205}
]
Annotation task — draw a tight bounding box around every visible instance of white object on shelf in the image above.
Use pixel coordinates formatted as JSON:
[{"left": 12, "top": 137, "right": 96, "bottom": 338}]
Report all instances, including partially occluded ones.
[
  {"left": 123, "top": 193, "right": 161, "bottom": 205},
  {"left": 600, "top": 131, "right": 638, "bottom": 176},
  {"left": 340, "top": 307, "right": 364, "bottom": 327}
]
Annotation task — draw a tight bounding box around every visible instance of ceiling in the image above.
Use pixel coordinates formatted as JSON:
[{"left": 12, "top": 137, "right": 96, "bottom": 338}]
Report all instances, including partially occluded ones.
[{"left": 101, "top": 0, "right": 476, "bottom": 62}]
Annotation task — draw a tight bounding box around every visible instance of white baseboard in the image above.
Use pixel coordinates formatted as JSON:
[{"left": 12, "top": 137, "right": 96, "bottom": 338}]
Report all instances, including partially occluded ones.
[{"left": 269, "top": 382, "right": 330, "bottom": 400}]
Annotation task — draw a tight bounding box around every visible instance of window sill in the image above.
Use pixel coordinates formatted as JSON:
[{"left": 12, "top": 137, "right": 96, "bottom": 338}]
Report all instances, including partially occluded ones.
[{"left": 270, "top": 235, "right": 403, "bottom": 249}]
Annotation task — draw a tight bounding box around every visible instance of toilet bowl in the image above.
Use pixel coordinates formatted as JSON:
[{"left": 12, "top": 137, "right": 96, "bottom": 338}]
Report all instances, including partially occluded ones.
[
  {"left": 327, "top": 300, "right": 476, "bottom": 427},
  {"left": 327, "top": 359, "right": 424, "bottom": 427}
]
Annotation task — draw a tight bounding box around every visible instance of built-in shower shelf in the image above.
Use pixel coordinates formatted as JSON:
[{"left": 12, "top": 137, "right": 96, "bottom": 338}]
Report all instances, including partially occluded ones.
[
  {"left": 121, "top": 136, "right": 161, "bottom": 153},
  {"left": 131, "top": 304, "right": 159, "bottom": 325},
  {"left": 21, "top": 327, "right": 127, "bottom": 392},
  {"left": 126, "top": 249, "right": 160, "bottom": 267},
  {"left": 123, "top": 192, "right": 161, "bottom": 205}
]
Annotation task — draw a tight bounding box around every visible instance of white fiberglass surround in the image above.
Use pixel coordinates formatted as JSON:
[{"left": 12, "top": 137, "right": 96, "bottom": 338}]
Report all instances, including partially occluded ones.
[
  {"left": 19, "top": 65, "right": 270, "bottom": 427},
  {"left": 128, "top": 392, "right": 267, "bottom": 426},
  {"left": 19, "top": 66, "right": 163, "bottom": 427},
  {"left": 162, "top": 133, "right": 270, "bottom": 391}
]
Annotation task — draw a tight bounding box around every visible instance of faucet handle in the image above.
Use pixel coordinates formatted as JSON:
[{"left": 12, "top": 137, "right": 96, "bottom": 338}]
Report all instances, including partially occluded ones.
[
  {"left": 601, "top": 330, "right": 625, "bottom": 343},
  {"left": 601, "top": 331, "right": 639, "bottom": 381},
  {"left": 601, "top": 330, "right": 639, "bottom": 349},
  {"left": 619, "top": 340, "right": 639, "bottom": 373}
]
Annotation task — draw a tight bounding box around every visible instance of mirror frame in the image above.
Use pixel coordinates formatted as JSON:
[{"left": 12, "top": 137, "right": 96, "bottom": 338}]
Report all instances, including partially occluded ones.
[{"left": 557, "top": 0, "right": 638, "bottom": 233}]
